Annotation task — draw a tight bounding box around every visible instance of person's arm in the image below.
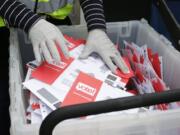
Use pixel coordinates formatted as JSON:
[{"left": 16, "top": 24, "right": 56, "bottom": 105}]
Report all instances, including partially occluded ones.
[
  {"left": 0, "top": 0, "right": 69, "bottom": 64},
  {"left": 79, "top": 0, "right": 130, "bottom": 74},
  {"left": 0, "top": 0, "right": 40, "bottom": 32},
  {"left": 79, "top": 0, "right": 106, "bottom": 31}
]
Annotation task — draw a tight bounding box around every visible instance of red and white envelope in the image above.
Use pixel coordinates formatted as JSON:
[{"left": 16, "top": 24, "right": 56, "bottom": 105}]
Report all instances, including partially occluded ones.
[
  {"left": 61, "top": 72, "right": 141, "bottom": 118},
  {"left": 23, "top": 36, "right": 134, "bottom": 110},
  {"left": 123, "top": 40, "right": 171, "bottom": 111}
]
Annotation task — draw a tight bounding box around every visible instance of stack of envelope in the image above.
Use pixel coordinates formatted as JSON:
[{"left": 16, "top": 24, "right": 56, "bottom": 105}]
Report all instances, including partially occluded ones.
[
  {"left": 123, "top": 41, "right": 180, "bottom": 110},
  {"left": 23, "top": 35, "right": 180, "bottom": 123},
  {"left": 23, "top": 35, "right": 142, "bottom": 124}
]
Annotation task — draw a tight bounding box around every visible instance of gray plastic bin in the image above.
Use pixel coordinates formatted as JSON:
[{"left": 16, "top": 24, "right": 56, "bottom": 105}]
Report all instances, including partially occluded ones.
[{"left": 9, "top": 19, "right": 180, "bottom": 135}]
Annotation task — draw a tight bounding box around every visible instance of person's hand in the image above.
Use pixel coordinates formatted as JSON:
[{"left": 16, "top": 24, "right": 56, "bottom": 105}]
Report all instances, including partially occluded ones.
[
  {"left": 28, "top": 19, "right": 69, "bottom": 64},
  {"left": 79, "top": 29, "right": 129, "bottom": 74}
]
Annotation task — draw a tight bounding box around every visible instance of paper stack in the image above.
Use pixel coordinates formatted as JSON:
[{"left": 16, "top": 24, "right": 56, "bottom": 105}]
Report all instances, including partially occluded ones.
[
  {"left": 23, "top": 35, "right": 141, "bottom": 124},
  {"left": 123, "top": 40, "right": 180, "bottom": 110}
]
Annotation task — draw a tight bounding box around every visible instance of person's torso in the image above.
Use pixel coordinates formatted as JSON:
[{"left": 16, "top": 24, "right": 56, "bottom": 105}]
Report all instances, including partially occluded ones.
[
  {"left": 20, "top": 0, "right": 74, "bottom": 13},
  {"left": 0, "top": 0, "right": 74, "bottom": 27}
]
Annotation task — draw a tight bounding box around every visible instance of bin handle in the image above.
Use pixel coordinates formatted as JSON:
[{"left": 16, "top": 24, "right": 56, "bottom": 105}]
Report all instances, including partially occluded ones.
[{"left": 40, "top": 89, "right": 180, "bottom": 135}]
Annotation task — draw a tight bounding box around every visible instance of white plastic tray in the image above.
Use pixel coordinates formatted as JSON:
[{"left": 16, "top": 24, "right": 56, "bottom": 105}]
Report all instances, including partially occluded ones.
[{"left": 9, "top": 19, "right": 180, "bottom": 135}]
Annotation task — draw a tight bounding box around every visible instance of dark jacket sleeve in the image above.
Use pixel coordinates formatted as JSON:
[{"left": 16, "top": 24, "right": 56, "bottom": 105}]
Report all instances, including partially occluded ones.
[
  {"left": 80, "top": 0, "right": 106, "bottom": 31},
  {"left": 0, "top": 0, "right": 40, "bottom": 32}
]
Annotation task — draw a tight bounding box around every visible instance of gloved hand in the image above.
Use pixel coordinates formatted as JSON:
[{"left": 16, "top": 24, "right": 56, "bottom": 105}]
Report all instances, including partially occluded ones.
[
  {"left": 79, "top": 29, "right": 129, "bottom": 74},
  {"left": 28, "top": 19, "right": 69, "bottom": 64}
]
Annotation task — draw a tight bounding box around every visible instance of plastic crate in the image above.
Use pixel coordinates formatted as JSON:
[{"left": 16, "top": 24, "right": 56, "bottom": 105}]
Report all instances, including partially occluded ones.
[{"left": 9, "top": 19, "right": 180, "bottom": 135}]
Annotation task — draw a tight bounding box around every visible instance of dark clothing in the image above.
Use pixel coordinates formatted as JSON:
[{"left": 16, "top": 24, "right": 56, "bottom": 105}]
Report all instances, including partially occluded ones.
[
  {"left": 80, "top": 0, "right": 106, "bottom": 31},
  {"left": 0, "top": 0, "right": 40, "bottom": 32},
  {"left": 0, "top": 27, "right": 10, "bottom": 135}
]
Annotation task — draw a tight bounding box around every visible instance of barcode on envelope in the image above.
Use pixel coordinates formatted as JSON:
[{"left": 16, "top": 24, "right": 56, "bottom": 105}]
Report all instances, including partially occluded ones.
[
  {"left": 107, "top": 74, "right": 117, "bottom": 81},
  {"left": 61, "top": 79, "right": 73, "bottom": 87},
  {"left": 105, "top": 79, "right": 114, "bottom": 86},
  {"left": 37, "top": 88, "right": 58, "bottom": 104},
  {"left": 70, "top": 69, "right": 80, "bottom": 78},
  {"left": 75, "top": 69, "right": 81, "bottom": 74},
  {"left": 54, "top": 102, "right": 61, "bottom": 108}
]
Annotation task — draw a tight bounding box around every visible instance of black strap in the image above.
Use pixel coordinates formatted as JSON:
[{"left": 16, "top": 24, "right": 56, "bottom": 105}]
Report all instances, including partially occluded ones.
[{"left": 34, "top": 0, "right": 39, "bottom": 13}]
